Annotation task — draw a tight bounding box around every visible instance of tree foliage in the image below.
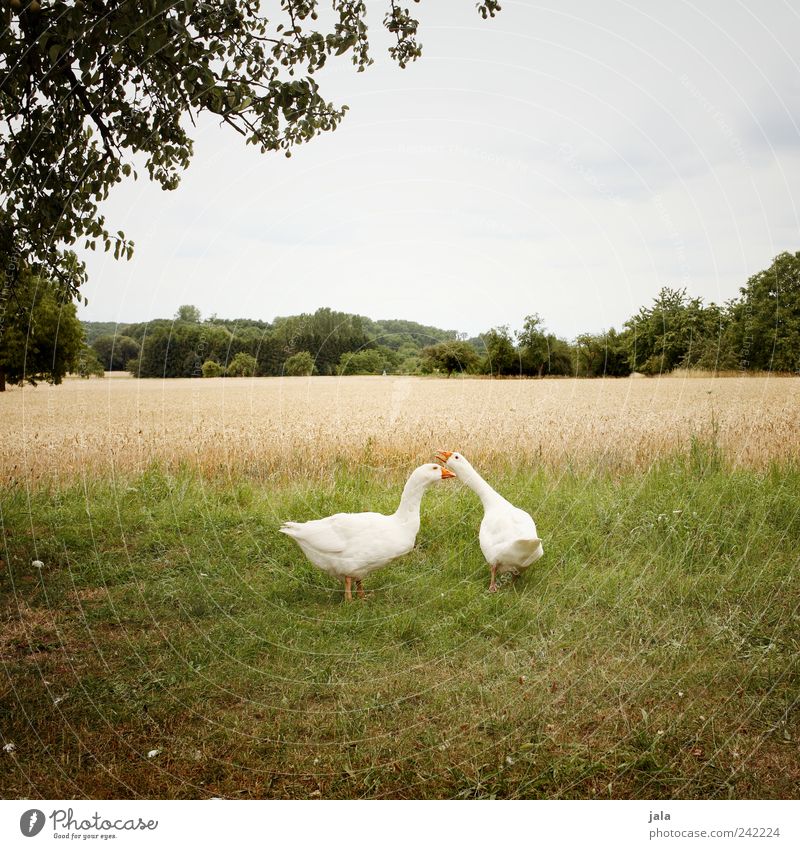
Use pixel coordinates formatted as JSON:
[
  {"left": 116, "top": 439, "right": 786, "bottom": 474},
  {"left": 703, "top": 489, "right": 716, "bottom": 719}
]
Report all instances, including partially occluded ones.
[
  {"left": 481, "top": 326, "right": 517, "bottom": 377},
  {"left": 421, "top": 340, "right": 480, "bottom": 376},
  {"left": 729, "top": 251, "right": 800, "bottom": 372},
  {"left": 624, "top": 287, "right": 727, "bottom": 375},
  {"left": 0, "top": 270, "right": 84, "bottom": 390},
  {"left": 75, "top": 344, "right": 105, "bottom": 378},
  {"left": 575, "top": 329, "right": 630, "bottom": 377},
  {"left": 226, "top": 351, "right": 258, "bottom": 377},
  {"left": 201, "top": 359, "right": 224, "bottom": 378},
  {"left": 175, "top": 304, "right": 201, "bottom": 323},
  {"left": 284, "top": 350, "right": 315, "bottom": 376},
  {"left": 1, "top": 0, "right": 500, "bottom": 302},
  {"left": 91, "top": 333, "right": 140, "bottom": 371}
]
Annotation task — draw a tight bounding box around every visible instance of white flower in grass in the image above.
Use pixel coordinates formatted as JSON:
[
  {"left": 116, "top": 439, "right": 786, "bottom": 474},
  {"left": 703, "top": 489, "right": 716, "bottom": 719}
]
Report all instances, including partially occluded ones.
[
  {"left": 147, "top": 748, "right": 162, "bottom": 759},
  {"left": 32, "top": 560, "right": 44, "bottom": 569},
  {"left": 3, "top": 742, "right": 16, "bottom": 753}
]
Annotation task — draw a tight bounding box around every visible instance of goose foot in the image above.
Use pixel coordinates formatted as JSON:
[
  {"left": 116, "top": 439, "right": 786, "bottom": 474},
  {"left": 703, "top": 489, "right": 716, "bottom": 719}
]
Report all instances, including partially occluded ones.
[
  {"left": 344, "top": 576, "right": 353, "bottom": 602},
  {"left": 488, "top": 565, "right": 498, "bottom": 593}
]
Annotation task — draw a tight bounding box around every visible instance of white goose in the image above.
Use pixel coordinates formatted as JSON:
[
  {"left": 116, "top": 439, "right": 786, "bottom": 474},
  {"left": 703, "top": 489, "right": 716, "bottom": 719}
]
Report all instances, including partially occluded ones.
[
  {"left": 280, "top": 463, "right": 455, "bottom": 600},
  {"left": 436, "top": 451, "right": 543, "bottom": 592}
]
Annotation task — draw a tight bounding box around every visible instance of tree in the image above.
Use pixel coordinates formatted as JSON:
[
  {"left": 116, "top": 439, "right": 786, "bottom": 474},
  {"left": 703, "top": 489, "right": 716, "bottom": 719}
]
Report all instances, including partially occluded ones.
[
  {"left": 728, "top": 251, "right": 800, "bottom": 372},
  {"left": 273, "top": 308, "right": 371, "bottom": 375},
  {"left": 481, "top": 326, "right": 517, "bottom": 377},
  {"left": 625, "top": 287, "right": 708, "bottom": 374},
  {"left": 175, "top": 305, "right": 201, "bottom": 324},
  {"left": 226, "top": 351, "right": 258, "bottom": 377},
  {"left": 624, "top": 287, "right": 742, "bottom": 375},
  {"left": 91, "top": 334, "right": 140, "bottom": 371},
  {"left": 517, "top": 313, "right": 551, "bottom": 376},
  {"left": 575, "top": 329, "right": 631, "bottom": 377},
  {"left": 284, "top": 350, "right": 315, "bottom": 376},
  {"left": 421, "top": 340, "right": 480, "bottom": 376},
  {"left": 135, "top": 323, "right": 197, "bottom": 378},
  {"left": 338, "top": 348, "right": 385, "bottom": 375},
  {"left": 545, "top": 335, "right": 576, "bottom": 376},
  {"left": 0, "top": 271, "right": 84, "bottom": 391},
  {"left": 1, "top": 1, "right": 500, "bottom": 303}
]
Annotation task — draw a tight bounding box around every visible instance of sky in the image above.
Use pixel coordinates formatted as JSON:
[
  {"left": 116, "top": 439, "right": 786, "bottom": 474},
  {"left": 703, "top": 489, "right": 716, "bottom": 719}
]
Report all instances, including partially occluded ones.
[{"left": 78, "top": 0, "right": 800, "bottom": 340}]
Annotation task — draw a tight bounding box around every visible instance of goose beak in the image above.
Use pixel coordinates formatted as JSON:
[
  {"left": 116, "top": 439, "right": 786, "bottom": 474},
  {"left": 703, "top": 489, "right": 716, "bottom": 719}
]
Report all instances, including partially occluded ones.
[
  {"left": 441, "top": 467, "right": 456, "bottom": 479},
  {"left": 435, "top": 450, "right": 452, "bottom": 465}
]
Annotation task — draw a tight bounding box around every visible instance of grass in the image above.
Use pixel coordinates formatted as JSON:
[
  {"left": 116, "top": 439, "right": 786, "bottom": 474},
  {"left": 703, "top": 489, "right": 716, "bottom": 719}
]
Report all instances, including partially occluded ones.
[{"left": 1, "top": 453, "right": 799, "bottom": 799}]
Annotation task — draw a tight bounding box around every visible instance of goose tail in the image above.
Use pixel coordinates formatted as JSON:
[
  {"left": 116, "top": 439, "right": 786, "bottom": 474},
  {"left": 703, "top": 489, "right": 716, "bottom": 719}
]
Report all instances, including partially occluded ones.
[
  {"left": 500, "top": 537, "right": 544, "bottom": 567},
  {"left": 279, "top": 521, "right": 303, "bottom": 537}
]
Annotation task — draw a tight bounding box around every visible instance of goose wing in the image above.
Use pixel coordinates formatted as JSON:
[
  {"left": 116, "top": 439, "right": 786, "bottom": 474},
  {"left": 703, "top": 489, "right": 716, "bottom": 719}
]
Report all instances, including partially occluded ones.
[{"left": 280, "top": 516, "right": 350, "bottom": 554}]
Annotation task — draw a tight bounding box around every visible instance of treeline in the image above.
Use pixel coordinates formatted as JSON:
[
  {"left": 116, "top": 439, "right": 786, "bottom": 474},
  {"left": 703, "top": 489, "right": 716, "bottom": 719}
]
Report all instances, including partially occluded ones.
[
  {"left": 83, "top": 305, "right": 458, "bottom": 378},
  {"left": 79, "top": 250, "right": 800, "bottom": 379}
]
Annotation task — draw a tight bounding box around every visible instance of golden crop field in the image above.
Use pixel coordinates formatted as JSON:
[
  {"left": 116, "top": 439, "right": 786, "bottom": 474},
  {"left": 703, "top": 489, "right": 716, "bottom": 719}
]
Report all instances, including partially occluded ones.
[{"left": 1, "top": 374, "right": 799, "bottom": 485}]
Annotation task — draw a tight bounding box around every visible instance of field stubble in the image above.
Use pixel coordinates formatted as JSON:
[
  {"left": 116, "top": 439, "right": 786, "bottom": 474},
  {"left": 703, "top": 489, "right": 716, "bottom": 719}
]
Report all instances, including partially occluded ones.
[{"left": 1, "top": 375, "right": 799, "bottom": 485}]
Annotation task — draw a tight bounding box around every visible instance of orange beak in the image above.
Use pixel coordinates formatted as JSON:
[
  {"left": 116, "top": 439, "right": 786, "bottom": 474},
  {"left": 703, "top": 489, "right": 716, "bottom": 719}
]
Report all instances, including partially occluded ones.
[
  {"left": 435, "top": 450, "right": 453, "bottom": 465},
  {"left": 440, "top": 467, "right": 456, "bottom": 479}
]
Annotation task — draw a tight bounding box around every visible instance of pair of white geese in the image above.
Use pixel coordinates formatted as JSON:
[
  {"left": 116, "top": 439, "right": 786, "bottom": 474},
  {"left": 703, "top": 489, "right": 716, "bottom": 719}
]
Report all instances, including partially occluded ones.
[{"left": 280, "top": 451, "right": 543, "bottom": 600}]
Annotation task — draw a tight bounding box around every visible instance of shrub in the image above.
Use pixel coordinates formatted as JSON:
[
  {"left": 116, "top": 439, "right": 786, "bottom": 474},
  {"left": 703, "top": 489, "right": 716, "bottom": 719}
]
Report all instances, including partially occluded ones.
[
  {"left": 284, "top": 351, "right": 316, "bottom": 376},
  {"left": 75, "top": 346, "right": 105, "bottom": 378},
  {"left": 226, "top": 352, "right": 258, "bottom": 377}
]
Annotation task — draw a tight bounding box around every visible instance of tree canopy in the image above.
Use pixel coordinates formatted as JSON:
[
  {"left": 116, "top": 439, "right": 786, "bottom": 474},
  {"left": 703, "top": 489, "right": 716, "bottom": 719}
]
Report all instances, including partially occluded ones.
[
  {"left": 729, "top": 251, "right": 800, "bottom": 372},
  {"left": 1, "top": 0, "right": 501, "bottom": 304},
  {"left": 0, "top": 271, "right": 84, "bottom": 390},
  {"left": 421, "top": 340, "right": 480, "bottom": 376},
  {"left": 91, "top": 333, "right": 140, "bottom": 371}
]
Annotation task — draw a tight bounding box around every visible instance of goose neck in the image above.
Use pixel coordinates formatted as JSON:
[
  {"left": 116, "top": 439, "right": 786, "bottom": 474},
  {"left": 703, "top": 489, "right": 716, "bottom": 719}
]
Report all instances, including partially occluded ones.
[
  {"left": 459, "top": 464, "right": 502, "bottom": 508},
  {"left": 394, "top": 476, "right": 427, "bottom": 520}
]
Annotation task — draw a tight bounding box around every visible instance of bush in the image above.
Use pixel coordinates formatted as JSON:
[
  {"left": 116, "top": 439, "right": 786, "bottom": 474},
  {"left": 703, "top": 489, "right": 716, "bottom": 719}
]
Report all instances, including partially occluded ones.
[
  {"left": 201, "top": 360, "right": 224, "bottom": 378},
  {"left": 226, "top": 352, "right": 258, "bottom": 377},
  {"left": 75, "top": 346, "right": 105, "bottom": 378},
  {"left": 284, "top": 351, "right": 315, "bottom": 376}
]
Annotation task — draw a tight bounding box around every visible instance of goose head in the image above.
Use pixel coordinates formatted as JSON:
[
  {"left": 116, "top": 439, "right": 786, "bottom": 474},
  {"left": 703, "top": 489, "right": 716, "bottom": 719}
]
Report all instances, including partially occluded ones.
[
  {"left": 434, "top": 450, "right": 471, "bottom": 475},
  {"left": 416, "top": 462, "right": 456, "bottom": 485}
]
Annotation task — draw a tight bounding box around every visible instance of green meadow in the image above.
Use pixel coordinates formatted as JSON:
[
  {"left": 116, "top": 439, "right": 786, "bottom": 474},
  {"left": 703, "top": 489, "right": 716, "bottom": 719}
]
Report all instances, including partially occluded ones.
[{"left": 1, "top": 452, "right": 799, "bottom": 799}]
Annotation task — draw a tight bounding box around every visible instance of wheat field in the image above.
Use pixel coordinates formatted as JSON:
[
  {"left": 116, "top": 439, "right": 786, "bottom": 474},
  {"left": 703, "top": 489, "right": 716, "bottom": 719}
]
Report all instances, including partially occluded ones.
[{"left": 1, "top": 374, "right": 798, "bottom": 485}]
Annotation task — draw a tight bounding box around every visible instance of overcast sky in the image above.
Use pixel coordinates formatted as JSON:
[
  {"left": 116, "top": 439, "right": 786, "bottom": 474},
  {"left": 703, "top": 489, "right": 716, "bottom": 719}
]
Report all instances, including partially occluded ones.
[{"left": 78, "top": 0, "right": 800, "bottom": 339}]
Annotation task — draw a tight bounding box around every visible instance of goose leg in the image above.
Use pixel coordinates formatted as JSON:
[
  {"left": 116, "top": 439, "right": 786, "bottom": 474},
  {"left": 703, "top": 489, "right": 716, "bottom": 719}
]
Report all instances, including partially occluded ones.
[
  {"left": 356, "top": 579, "right": 366, "bottom": 600},
  {"left": 489, "top": 565, "right": 498, "bottom": 593},
  {"left": 344, "top": 576, "right": 353, "bottom": 602}
]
